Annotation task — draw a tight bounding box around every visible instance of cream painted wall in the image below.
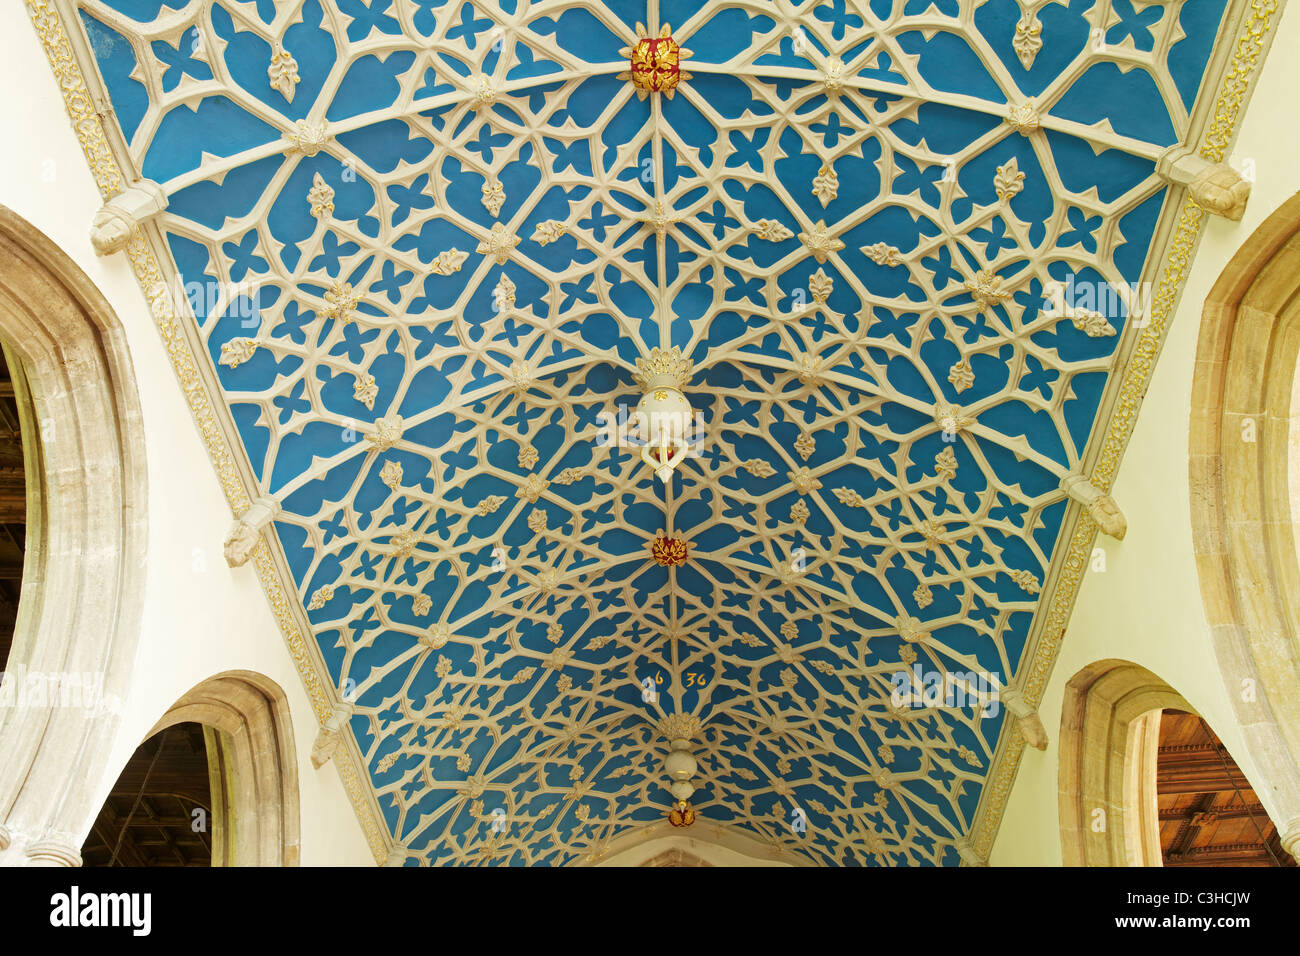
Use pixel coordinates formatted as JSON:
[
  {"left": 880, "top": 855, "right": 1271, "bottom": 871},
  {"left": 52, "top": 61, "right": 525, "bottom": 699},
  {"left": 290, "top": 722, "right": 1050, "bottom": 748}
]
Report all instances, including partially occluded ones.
[
  {"left": 0, "top": 3, "right": 373, "bottom": 865},
  {"left": 990, "top": 5, "right": 1300, "bottom": 864}
]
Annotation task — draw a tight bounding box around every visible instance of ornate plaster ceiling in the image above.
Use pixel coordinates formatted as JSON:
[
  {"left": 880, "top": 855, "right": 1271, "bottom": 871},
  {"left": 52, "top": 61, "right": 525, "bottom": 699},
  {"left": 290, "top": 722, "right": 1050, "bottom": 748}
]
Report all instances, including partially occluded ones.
[{"left": 59, "top": 0, "right": 1246, "bottom": 864}]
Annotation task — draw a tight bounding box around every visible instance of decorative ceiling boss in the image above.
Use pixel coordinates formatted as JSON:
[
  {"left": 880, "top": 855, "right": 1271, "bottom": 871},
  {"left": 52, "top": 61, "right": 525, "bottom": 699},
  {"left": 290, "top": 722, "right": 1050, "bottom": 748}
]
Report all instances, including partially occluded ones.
[
  {"left": 620, "top": 22, "right": 691, "bottom": 98},
  {"left": 661, "top": 713, "right": 702, "bottom": 827},
  {"left": 632, "top": 346, "right": 697, "bottom": 486}
]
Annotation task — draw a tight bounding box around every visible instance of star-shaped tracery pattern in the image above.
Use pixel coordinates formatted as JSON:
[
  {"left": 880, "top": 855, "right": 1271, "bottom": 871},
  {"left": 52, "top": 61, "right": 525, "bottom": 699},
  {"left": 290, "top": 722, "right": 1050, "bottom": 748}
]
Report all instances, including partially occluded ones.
[{"left": 71, "top": 0, "right": 1234, "bottom": 864}]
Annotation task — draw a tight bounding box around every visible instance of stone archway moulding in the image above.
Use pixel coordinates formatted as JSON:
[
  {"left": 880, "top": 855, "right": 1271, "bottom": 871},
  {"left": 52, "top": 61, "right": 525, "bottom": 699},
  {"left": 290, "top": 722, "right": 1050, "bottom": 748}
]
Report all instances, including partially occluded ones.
[
  {"left": 1189, "top": 189, "right": 1300, "bottom": 863},
  {"left": 1058, "top": 660, "right": 1194, "bottom": 866},
  {"left": 146, "top": 671, "right": 301, "bottom": 866},
  {"left": 0, "top": 205, "right": 148, "bottom": 866},
  {"left": 590, "top": 821, "right": 804, "bottom": 867}
]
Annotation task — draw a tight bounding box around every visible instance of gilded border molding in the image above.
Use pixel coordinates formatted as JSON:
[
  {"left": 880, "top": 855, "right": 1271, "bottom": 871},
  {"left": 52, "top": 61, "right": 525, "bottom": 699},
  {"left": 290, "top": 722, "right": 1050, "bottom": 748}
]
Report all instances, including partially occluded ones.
[
  {"left": 24, "top": 0, "right": 388, "bottom": 864},
  {"left": 25, "top": 1, "right": 121, "bottom": 200}
]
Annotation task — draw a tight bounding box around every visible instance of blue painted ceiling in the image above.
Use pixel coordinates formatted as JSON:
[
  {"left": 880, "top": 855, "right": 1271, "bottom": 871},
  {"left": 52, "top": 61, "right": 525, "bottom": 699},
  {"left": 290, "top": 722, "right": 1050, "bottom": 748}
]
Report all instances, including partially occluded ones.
[{"left": 74, "top": 0, "right": 1229, "bottom": 864}]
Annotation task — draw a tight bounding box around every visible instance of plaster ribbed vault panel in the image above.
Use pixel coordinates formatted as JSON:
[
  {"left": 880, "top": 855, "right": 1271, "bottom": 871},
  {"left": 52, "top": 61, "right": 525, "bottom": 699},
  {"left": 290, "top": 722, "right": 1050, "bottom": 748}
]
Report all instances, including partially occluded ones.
[{"left": 71, "top": 0, "right": 1233, "bottom": 864}]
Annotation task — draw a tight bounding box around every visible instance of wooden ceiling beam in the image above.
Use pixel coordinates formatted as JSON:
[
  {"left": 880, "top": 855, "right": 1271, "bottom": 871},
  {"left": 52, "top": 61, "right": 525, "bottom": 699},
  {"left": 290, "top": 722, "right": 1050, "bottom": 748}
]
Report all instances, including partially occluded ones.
[
  {"left": 1156, "top": 774, "right": 1255, "bottom": 794},
  {"left": 1158, "top": 804, "right": 1269, "bottom": 823},
  {"left": 1167, "top": 842, "right": 1281, "bottom": 864},
  {"left": 1165, "top": 855, "right": 1275, "bottom": 866}
]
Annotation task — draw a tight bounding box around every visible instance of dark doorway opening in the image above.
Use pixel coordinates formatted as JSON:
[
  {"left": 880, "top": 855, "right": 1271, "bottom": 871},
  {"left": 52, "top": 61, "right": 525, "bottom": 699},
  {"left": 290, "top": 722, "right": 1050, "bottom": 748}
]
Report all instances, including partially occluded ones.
[{"left": 81, "top": 722, "right": 215, "bottom": 867}]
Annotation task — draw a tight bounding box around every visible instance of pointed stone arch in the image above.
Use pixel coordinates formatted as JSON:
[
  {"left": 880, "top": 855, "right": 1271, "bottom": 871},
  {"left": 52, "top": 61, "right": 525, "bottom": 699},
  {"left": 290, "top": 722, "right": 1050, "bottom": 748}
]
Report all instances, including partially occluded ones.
[
  {"left": 589, "top": 825, "right": 804, "bottom": 867},
  {"left": 1189, "top": 190, "right": 1300, "bottom": 862},
  {"left": 0, "top": 205, "right": 147, "bottom": 865},
  {"left": 143, "top": 671, "right": 301, "bottom": 866},
  {"left": 1058, "top": 660, "right": 1195, "bottom": 866},
  {"left": 639, "top": 846, "right": 713, "bottom": 867}
]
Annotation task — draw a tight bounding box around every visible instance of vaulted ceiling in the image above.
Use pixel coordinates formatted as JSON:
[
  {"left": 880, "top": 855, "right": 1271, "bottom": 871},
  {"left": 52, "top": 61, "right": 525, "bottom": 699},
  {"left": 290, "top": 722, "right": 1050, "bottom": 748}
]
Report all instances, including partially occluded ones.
[{"left": 64, "top": 0, "right": 1239, "bottom": 864}]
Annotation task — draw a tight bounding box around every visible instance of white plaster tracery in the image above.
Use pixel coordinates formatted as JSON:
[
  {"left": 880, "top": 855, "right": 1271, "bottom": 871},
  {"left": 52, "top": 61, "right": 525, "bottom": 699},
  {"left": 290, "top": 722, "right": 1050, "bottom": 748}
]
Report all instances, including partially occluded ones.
[{"left": 27, "top": 0, "right": 1282, "bottom": 866}]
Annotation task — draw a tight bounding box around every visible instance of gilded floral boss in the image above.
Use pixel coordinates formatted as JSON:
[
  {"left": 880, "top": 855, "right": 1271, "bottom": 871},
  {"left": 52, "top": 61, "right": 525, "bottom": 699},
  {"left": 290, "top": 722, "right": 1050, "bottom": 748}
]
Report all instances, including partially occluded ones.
[
  {"left": 620, "top": 24, "right": 693, "bottom": 98},
  {"left": 650, "top": 535, "right": 689, "bottom": 567}
]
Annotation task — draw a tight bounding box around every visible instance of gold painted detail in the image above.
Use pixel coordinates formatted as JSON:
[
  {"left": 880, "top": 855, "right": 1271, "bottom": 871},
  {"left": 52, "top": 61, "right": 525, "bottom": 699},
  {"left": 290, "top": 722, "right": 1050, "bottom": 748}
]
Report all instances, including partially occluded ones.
[
  {"left": 284, "top": 119, "right": 328, "bottom": 156},
  {"left": 812, "top": 164, "right": 838, "bottom": 206},
  {"left": 481, "top": 179, "right": 505, "bottom": 217},
  {"left": 308, "top": 173, "right": 334, "bottom": 218},
  {"left": 650, "top": 535, "right": 689, "bottom": 567},
  {"left": 1012, "top": 15, "right": 1042, "bottom": 69},
  {"left": 799, "top": 220, "right": 844, "bottom": 263},
  {"left": 477, "top": 222, "right": 520, "bottom": 263},
  {"left": 268, "top": 44, "right": 300, "bottom": 101},
  {"left": 864, "top": 242, "right": 902, "bottom": 267},
  {"left": 633, "top": 345, "right": 693, "bottom": 390},
  {"left": 431, "top": 248, "right": 468, "bottom": 275},
  {"left": 620, "top": 24, "right": 692, "bottom": 98},
  {"left": 219, "top": 337, "right": 259, "bottom": 368},
  {"left": 1006, "top": 99, "right": 1040, "bottom": 135},
  {"left": 994, "top": 158, "right": 1024, "bottom": 202}
]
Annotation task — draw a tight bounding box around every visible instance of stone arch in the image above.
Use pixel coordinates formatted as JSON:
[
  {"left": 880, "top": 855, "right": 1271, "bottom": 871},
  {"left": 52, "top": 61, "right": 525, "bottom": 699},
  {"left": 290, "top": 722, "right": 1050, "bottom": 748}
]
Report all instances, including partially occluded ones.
[
  {"left": 143, "top": 671, "right": 301, "bottom": 866},
  {"left": 1188, "top": 190, "right": 1300, "bottom": 861},
  {"left": 0, "top": 205, "right": 147, "bottom": 865},
  {"left": 591, "top": 825, "right": 804, "bottom": 867},
  {"left": 1058, "top": 660, "right": 1195, "bottom": 866},
  {"left": 639, "top": 847, "right": 713, "bottom": 867}
]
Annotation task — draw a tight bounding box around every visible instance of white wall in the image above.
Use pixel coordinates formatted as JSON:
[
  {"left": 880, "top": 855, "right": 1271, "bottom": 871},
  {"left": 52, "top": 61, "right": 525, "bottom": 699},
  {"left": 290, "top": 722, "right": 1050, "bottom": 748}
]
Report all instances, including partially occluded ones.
[
  {"left": 0, "top": 3, "right": 372, "bottom": 866},
  {"left": 991, "top": 4, "right": 1300, "bottom": 864}
]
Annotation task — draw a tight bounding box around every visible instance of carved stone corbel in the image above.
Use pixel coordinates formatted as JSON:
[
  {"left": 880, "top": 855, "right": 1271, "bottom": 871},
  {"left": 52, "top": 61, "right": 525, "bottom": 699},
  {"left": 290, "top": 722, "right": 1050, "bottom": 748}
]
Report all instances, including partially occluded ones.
[
  {"left": 310, "top": 700, "right": 354, "bottom": 770},
  {"left": 1157, "top": 147, "right": 1250, "bottom": 221},
  {"left": 1060, "top": 473, "right": 1126, "bottom": 540},
  {"left": 89, "top": 180, "right": 168, "bottom": 255},
  {"left": 1000, "top": 686, "right": 1048, "bottom": 751},
  {"left": 953, "top": 836, "right": 987, "bottom": 867},
  {"left": 224, "top": 495, "right": 281, "bottom": 568}
]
